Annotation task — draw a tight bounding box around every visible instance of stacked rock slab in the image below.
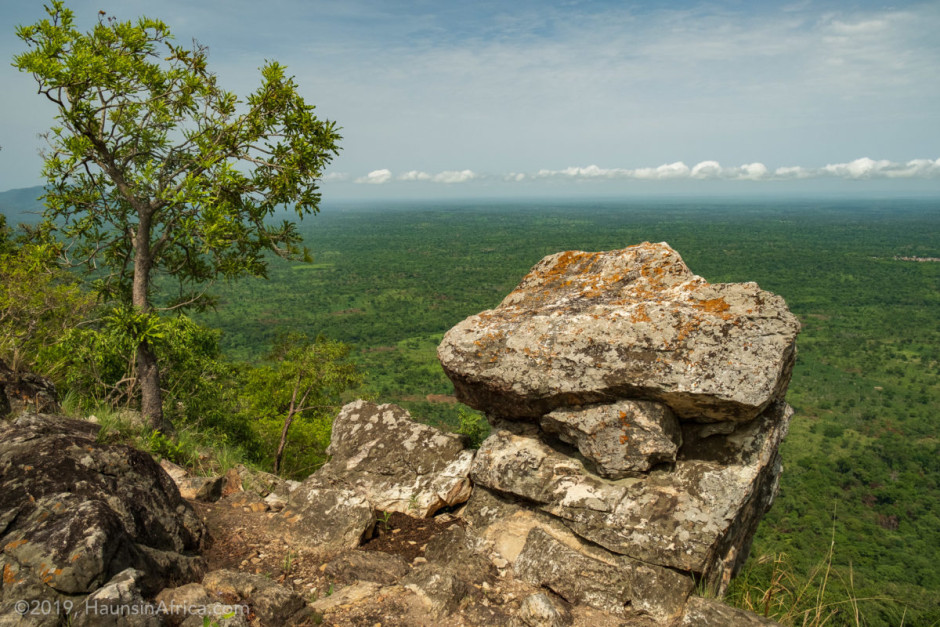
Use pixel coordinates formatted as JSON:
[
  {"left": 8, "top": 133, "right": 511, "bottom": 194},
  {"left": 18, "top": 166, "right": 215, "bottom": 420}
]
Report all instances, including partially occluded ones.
[
  {"left": 285, "top": 400, "right": 475, "bottom": 550},
  {"left": 438, "top": 242, "right": 800, "bottom": 621}
]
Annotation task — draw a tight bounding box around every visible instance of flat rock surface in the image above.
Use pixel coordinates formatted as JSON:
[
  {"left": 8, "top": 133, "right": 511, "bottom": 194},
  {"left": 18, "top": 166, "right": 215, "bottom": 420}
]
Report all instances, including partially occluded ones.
[{"left": 438, "top": 242, "right": 800, "bottom": 422}]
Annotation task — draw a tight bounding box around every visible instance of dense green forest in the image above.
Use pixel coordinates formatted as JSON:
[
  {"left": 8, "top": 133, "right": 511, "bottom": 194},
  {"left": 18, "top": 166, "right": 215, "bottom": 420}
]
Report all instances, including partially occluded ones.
[
  {"left": 195, "top": 197, "right": 939, "bottom": 625},
  {"left": 2, "top": 190, "right": 938, "bottom": 624}
]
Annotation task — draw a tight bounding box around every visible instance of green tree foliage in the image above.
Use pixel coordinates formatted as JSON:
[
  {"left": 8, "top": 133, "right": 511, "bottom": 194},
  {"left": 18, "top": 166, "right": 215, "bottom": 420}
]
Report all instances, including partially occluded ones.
[
  {"left": 0, "top": 215, "right": 93, "bottom": 372},
  {"left": 13, "top": 1, "right": 341, "bottom": 431},
  {"left": 47, "top": 313, "right": 246, "bottom": 436},
  {"left": 240, "top": 333, "right": 360, "bottom": 477}
]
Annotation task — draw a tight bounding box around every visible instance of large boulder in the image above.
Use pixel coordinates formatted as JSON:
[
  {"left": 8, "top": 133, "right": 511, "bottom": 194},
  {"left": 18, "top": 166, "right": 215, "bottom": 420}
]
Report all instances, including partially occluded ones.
[
  {"left": 0, "top": 414, "right": 207, "bottom": 619},
  {"left": 438, "top": 242, "right": 800, "bottom": 423},
  {"left": 299, "top": 400, "right": 474, "bottom": 517}
]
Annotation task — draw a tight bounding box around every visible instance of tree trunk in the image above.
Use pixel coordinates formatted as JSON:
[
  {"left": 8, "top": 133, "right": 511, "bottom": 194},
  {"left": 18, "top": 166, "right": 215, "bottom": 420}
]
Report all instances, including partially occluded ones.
[
  {"left": 273, "top": 409, "right": 295, "bottom": 477},
  {"left": 132, "top": 207, "right": 170, "bottom": 433}
]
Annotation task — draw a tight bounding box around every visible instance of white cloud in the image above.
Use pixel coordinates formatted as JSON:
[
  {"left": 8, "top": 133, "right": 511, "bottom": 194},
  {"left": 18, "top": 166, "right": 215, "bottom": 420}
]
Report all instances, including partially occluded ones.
[
  {"left": 339, "top": 157, "right": 940, "bottom": 188},
  {"left": 432, "top": 169, "right": 476, "bottom": 183},
  {"left": 734, "top": 162, "right": 770, "bottom": 181},
  {"left": 355, "top": 169, "right": 392, "bottom": 184},
  {"left": 690, "top": 161, "right": 724, "bottom": 179},
  {"left": 822, "top": 157, "right": 940, "bottom": 179},
  {"left": 394, "top": 169, "right": 476, "bottom": 183},
  {"left": 633, "top": 162, "right": 690, "bottom": 180},
  {"left": 773, "top": 165, "right": 813, "bottom": 179},
  {"left": 398, "top": 170, "right": 432, "bottom": 181},
  {"left": 323, "top": 172, "right": 349, "bottom": 181}
]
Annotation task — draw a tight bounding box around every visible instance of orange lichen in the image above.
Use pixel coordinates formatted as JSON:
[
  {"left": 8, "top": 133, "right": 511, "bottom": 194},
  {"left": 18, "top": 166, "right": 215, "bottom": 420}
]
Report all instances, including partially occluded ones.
[
  {"left": 620, "top": 434, "right": 630, "bottom": 444},
  {"left": 3, "top": 564, "right": 18, "bottom": 584},
  {"left": 695, "top": 298, "right": 731, "bottom": 314},
  {"left": 5, "top": 538, "right": 27, "bottom": 551}
]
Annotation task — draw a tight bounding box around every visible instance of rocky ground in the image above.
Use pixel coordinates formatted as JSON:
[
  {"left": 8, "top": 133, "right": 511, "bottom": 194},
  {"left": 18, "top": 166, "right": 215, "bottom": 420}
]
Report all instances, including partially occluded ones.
[{"left": 1, "top": 243, "right": 796, "bottom": 626}]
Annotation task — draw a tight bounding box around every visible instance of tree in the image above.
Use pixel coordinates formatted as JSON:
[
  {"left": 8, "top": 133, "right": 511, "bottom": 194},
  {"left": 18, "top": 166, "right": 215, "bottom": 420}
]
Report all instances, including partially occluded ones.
[
  {"left": 0, "top": 216, "right": 94, "bottom": 373},
  {"left": 14, "top": 2, "right": 341, "bottom": 432},
  {"left": 241, "top": 334, "right": 360, "bottom": 476}
]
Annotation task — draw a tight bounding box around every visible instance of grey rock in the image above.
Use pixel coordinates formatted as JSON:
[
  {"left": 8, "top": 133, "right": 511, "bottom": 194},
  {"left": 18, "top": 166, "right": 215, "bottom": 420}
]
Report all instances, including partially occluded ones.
[
  {"left": 234, "top": 465, "right": 294, "bottom": 499},
  {"left": 282, "top": 482, "right": 375, "bottom": 551},
  {"left": 514, "top": 527, "right": 692, "bottom": 621},
  {"left": 324, "top": 550, "right": 410, "bottom": 585},
  {"left": 678, "top": 595, "right": 783, "bottom": 626},
  {"left": 402, "top": 563, "right": 470, "bottom": 617},
  {"left": 0, "top": 414, "right": 206, "bottom": 616},
  {"left": 156, "top": 582, "right": 250, "bottom": 627},
  {"left": 516, "top": 592, "right": 572, "bottom": 627},
  {"left": 159, "top": 460, "right": 224, "bottom": 502},
  {"left": 311, "top": 581, "right": 382, "bottom": 614},
  {"left": 470, "top": 402, "right": 791, "bottom": 581},
  {"left": 308, "top": 400, "right": 475, "bottom": 517},
  {"left": 423, "top": 524, "right": 493, "bottom": 581},
  {"left": 0, "top": 360, "right": 59, "bottom": 420},
  {"left": 438, "top": 242, "right": 800, "bottom": 422},
  {"left": 202, "top": 569, "right": 308, "bottom": 626},
  {"left": 539, "top": 400, "right": 681, "bottom": 478},
  {"left": 71, "top": 568, "right": 161, "bottom": 627}
]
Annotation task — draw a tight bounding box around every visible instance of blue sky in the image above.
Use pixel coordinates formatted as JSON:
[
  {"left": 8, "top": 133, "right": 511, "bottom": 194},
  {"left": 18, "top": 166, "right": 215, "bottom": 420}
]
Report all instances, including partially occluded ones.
[{"left": 2, "top": 0, "right": 939, "bottom": 198}]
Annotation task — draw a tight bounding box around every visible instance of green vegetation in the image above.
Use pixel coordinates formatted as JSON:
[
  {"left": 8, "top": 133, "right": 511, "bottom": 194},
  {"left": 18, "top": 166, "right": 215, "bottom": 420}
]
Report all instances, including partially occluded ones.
[
  {"left": 2, "top": 187, "right": 937, "bottom": 623},
  {"left": 240, "top": 333, "right": 360, "bottom": 476},
  {"left": 14, "top": 1, "right": 340, "bottom": 431},
  {"left": 187, "top": 198, "right": 937, "bottom": 626}
]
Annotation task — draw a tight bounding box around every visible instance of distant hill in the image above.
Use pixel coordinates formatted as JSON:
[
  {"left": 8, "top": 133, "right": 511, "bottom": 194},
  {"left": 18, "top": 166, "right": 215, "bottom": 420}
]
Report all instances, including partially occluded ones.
[{"left": 0, "top": 186, "right": 45, "bottom": 225}]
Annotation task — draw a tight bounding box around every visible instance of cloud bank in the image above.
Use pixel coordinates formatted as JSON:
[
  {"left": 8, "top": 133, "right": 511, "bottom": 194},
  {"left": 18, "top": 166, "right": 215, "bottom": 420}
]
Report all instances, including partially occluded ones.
[{"left": 348, "top": 158, "right": 940, "bottom": 185}]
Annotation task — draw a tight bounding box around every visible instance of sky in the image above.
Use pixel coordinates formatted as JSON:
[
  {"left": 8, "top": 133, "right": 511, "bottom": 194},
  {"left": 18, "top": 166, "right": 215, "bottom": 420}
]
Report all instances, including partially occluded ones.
[{"left": 1, "top": 0, "right": 939, "bottom": 199}]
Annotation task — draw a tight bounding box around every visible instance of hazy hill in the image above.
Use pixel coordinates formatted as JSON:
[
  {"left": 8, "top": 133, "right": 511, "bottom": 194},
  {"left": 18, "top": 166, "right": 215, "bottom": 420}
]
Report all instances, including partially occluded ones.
[{"left": 0, "top": 185, "right": 45, "bottom": 224}]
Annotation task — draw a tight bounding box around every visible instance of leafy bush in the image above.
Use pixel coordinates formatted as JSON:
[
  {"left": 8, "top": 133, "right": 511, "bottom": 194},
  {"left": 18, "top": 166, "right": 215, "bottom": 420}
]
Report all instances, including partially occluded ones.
[{"left": 456, "top": 407, "right": 489, "bottom": 448}]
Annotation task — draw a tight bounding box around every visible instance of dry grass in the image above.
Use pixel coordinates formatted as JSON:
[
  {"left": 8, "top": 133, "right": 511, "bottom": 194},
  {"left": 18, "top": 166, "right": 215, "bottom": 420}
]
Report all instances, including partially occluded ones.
[{"left": 726, "top": 524, "right": 896, "bottom": 626}]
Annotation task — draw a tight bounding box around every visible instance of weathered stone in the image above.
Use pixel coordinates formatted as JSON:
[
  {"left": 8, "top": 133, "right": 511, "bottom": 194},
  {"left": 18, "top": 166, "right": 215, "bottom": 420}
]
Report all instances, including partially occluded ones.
[
  {"left": 71, "top": 568, "right": 161, "bottom": 627},
  {"left": 155, "top": 582, "right": 212, "bottom": 624},
  {"left": 156, "top": 581, "right": 251, "bottom": 626},
  {"left": 309, "top": 400, "right": 475, "bottom": 517},
  {"left": 234, "top": 465, "right": 295, "bottom": 499},
  {"left": 423, "top": 524, "right": 494, "bottom": 583},
  {"left": 283, "top": 482, "right": 375, "bottom": 551},
  {"left": 515, "top": 528, "right": 692, "bottom": 622},
  {"left": 202, "top": 569, "right": 308, "bottom": 626},
  {"left": 438, "top": 242, "right": 800, "bottom": 422},
  {"left": 516, "top": 592, "right": 572, "bottom": 627},
  {"left": 402, "top": 563, "right": 470, "bottom": 617},
  {"left": 470, "top": 402, "right": 791, "bottom": 581},
  {"left": 159, "top": 460, "right": 224, "bottom": 502},
  {"left": 0, "top": 360, "right": 59, "bottom": 420},
  {"left": 310, "top": 581, "right": 382, "bottom": 614},
  {"left": 678, "top": 596, "right": 783, "bottom": 626},
  {"left": 539, "top": 400, "right": 681, "bottom": 478},
  {"left": 324, "top": 550, "right": 411, "bottom": 585},
  {"left": 0, "top": 414, "right": 206, "bottom": 615}
]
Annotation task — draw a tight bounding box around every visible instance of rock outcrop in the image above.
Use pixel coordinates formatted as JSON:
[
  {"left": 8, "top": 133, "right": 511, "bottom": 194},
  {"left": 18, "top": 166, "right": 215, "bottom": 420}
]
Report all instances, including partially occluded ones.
[
  {"left": 439, "top": 242, "right": 800, "bottom": 422},
  {"left": 436, "top": 242, "right": 799, "bottom": 623},
  {"left": 284, "top": 400, "right": 475, "bottom": 551},
  {"left": 0, "top": 414, "right": 207, "bottom": 623}
]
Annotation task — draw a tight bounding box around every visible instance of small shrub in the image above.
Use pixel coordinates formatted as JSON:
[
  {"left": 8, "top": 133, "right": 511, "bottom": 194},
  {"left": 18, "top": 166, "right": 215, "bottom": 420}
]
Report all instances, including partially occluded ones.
[{"left": 456, "top": 407, "right": 489, "bottom": 448}]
